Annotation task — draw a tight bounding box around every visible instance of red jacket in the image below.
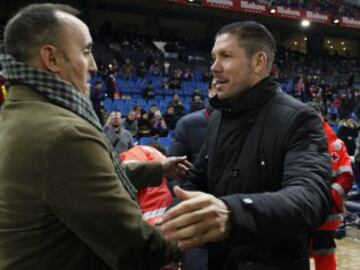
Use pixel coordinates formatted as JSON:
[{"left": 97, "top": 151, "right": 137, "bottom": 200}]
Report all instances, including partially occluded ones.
[
  {"left": 317, "top": 122, "right": 354, "bottom": 231},
  {"left": 120, "top": 146, "right": 173, "bottom": 225}
]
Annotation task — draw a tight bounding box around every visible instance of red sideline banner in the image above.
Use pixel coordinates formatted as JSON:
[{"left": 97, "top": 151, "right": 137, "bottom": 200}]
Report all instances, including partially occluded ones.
[
  {"left": 203, "top": 0, "right": 236, "bottom": 10},
  {"left": 304, "top": 10, "right": 330, "bottom": 24},
  {"left": 237, "top": 0, "right": 267, "bottom": 15},
  {"left": 340, "top": 16, "right": 360, "bottom": 29},
  {"left": 275, "top": 5, "right": 301, "bottom": 20}
]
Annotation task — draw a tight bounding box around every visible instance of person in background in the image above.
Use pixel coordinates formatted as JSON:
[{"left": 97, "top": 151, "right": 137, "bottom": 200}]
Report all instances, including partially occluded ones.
[
  {"left": 123, "top": 110, "right": 138, "bottom": 137},
  {"left": 307, "top": 102, "right": 354, "bottom": 270},
  {"left": 190, "top": 94, "right": 205, "bottom": 112},
  {"left": 163, "top": 105, "right": 178, "bottom": 130},
  {"left": 138, "top": 112, "right": 152, "bottom": 138},
  {"left": 151, "top": 110, "right": 168, "bottom": 138},
  {"left": 104, "top": 111, "right": 134, "bottom": 154},
  {"left": 167, "top": 78, "right": 216, "bottom": 270},
  {"left": 90, "top": 80, "right": 105, "bottom": 125},
  {"left": 337, "top": 118, "right": 359, "bottom": 156}
]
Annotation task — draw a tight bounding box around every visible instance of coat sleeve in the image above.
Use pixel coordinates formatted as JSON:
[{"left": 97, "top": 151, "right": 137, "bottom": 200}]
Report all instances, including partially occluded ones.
[
  {"left": 44, "top": 124, "right": 180, "bottom": 270},
  {"left": 167, "top": 118, "right": 190, "bottom": 158},
  {"left": 331, "top": 139, "right": 354, "bottom": 210},
  {"left": 221, "top": 109, "right": 332, "bottom": 240},
  {"left": 123, "top": 161, "right": 163, "bottom": 189},
  {"left": 181, "top": 135, "right": 209, "bottom": 193}
]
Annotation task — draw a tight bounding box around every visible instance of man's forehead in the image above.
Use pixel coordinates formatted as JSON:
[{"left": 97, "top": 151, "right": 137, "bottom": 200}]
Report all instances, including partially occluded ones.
[
  {"left": 111, "top": 112, "right": 121, "bottom": 118},
  {"left": 212, "top": 33, "right": 239, "bottom": 52},
  {"left": 55, "top": 10, "right": 92, "bottom": 41}
]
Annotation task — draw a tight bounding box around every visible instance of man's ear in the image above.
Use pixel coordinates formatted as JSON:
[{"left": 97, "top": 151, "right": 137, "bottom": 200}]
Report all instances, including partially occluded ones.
[
  {"left": 252, "top": 51, "right": 268, "bottom": 74},
  {"left": 39, "top": 45, "right": 61, "bottom": 73}
]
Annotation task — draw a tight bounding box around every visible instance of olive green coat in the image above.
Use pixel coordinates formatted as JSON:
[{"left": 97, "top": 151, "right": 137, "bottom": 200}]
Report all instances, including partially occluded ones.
[{"left": 0, "top": 85, "right": 179, "bottom": 270}]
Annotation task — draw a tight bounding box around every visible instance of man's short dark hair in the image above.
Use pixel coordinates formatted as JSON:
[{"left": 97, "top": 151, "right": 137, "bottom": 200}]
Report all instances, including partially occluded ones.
[
  {"left": 4, "top": 3, "right": 80, "bottom": 62},
  {"left": 216, "top": 21, "right": 276, "bottom": 70}
]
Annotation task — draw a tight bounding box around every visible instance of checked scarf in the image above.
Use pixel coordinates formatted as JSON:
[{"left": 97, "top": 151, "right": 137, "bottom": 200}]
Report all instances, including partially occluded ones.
[{"left": 0, "top": 54, "right": 137, "bottom": 200}]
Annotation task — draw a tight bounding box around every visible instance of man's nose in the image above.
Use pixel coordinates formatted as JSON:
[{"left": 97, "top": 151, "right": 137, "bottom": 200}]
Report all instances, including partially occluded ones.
[
  {"left": 89, "top": 54, "right": 98, "bottom": 73},
  {"left": 211, "top": 58, "right": 222, "bottom": 73}
]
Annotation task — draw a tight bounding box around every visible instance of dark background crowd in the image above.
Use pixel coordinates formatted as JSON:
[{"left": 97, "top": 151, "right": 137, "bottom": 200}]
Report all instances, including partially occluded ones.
[{"left": 0, "top": 0, "right": 359, "bottom": 158}]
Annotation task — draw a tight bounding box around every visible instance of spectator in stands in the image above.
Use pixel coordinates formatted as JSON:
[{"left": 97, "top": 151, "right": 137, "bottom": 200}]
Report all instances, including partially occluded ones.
[
  {"left": 182, "top": 67, "right": 193, "bottom": 81},
  {"left": 90, "top": 80, "right": 105, "bottom": 125},
  {"left": 161, "top": 77, "right": 170, "bottom": 90},
  {"left": 136, "top": 60, "right": 147, "bottom": 78},
  {"left": 142, "top": 81, "right": 155, "bottom": 101},
  {"left": 293, "top": 74, "right": 306, "bottom": 101},
  {"left": 148, "top": 103, "right": 159, "bottom": 120},
  {"left": 133, "top": 104, "right": 145, "bottom": 120},
  {"left": 151, "top": 110, "right": 168, "bottom": 138},
  {"left": 202, "top": 71, "right": 211, "bottom": 82},
  {"left": 121, "top": 58, "right": 133, "bottom": 80},
  {"left": 123, "top": 110, "right": 138, "bottom": 137},
  {"left": 163, "top": 61, "right": 171, "bottom": 77},
  {"left": 190, "top": 94, "right": 205, "bottom": 112},
  {"left": 0, "top": 3, "right": 188, "bottom": 269},
  {"left": 169, "top": 69, "right": 182, "bottom": 89},
  {"left": 161, "top": 21, "right": 332, "bottom": 270},
  {"left": 337, "top": 118, "right": 359, "bottom": 155},
  {"left": 104, "top": 111, "right": 134, "bottom": 154},
  {"left": 149, "top": 59, "right": 161, "bottom": 76},
  {"left": 105, "top": 65, "right": 118, "bottom": 100},
  {"left": 307, "top": 102, "right": 354, "bottom": 270},
  {"left": 169, "top": 94, "right": 184, "bottom": 117},
  {"left": 163, "top": 105, "right": 178, "bottom": 130},
  {"left": 138, "top": 112, "right": 152, "bottom": 138}
]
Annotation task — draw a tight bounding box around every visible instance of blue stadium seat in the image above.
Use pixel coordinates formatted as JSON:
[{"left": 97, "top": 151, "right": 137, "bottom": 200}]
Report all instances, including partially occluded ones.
[
  {"left": 139, "top": 136, "right": 155, "bottom": 145},
  {"left": 157, "top": 137, "right": 172, "bottom": 150}
]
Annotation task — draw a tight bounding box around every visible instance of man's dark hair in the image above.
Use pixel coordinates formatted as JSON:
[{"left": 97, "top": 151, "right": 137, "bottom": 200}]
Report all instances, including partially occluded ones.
[
  {"left": 4, "top": 3, "right": 80, "bottom": 62},
  {"left": 216, "top": 21, "right": 276, "bottom": 70}
]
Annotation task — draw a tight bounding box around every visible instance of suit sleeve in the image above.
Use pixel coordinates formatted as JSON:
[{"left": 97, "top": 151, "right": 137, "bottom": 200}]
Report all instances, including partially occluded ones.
[
  {"left": 221, "top": 109, "right": 332, "bottom": 240},
  {"left": 44, "top": 124, "right": 180, "bottom": 270}
]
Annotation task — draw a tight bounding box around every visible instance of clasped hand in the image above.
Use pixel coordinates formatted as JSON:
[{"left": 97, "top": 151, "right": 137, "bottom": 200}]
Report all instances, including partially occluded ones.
[{"left": 160, "top": 186, "right": 231, "bottom": 250}]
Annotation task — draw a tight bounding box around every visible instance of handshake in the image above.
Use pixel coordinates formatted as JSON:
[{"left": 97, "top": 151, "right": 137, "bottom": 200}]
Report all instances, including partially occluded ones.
[{"left": 159, "top": 186, "right": 231, "bottom": 250}]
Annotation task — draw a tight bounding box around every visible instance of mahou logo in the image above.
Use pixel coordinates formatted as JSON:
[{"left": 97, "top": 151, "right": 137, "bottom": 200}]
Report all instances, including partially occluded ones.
[
  {"left": 343, "top": 16, "right": 360, "bottom": 26},
  {"left": 207, "top": 0, "right": 233, "bottom": 6},
  {"left": 306, "top": 11, "right": 328, "bottom": 23},
  {"left": 277, "top": 6, "right": 301, "bottom": 17},
  {"left": 240, "top": 0, "right": 266, "bottom": 11}
]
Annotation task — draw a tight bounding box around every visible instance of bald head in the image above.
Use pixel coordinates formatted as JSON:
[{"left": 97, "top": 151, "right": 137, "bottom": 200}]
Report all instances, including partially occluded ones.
[{"left": 4, "top": 3, "right": 80, "bottom": 63}]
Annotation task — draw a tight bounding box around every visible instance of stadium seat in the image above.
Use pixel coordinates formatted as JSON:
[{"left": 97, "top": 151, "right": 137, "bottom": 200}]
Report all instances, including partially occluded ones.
[
  {"left": 157, "top": 137, "right": 172, "bottom": 150},
  {"left": 139, "top": 136, "right": 155, "bottom": 145}
]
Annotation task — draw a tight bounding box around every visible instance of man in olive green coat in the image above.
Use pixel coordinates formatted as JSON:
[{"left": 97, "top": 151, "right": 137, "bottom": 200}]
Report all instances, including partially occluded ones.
[{"left": 0, "top": 3, "right": 189, "bottom": 270}]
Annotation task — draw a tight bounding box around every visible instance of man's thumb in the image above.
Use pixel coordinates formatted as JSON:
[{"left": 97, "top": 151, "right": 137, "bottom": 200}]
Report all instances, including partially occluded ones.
[{"left": 173, "top": 186, "right": 198, "bottom": 201}]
